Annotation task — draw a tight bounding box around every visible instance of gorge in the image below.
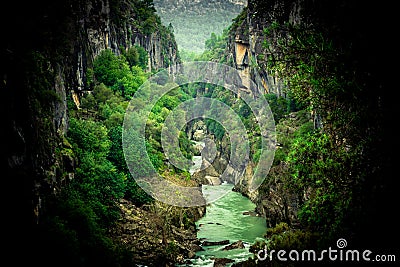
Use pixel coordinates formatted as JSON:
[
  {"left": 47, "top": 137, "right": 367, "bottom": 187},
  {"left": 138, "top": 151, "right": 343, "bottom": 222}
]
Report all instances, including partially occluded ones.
[{"left": 2, "top": 0, "right": 396, "bottom": 267}]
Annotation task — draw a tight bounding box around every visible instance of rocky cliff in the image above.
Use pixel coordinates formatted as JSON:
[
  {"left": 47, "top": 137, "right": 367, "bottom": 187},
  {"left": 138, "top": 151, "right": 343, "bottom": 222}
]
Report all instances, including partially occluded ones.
[
  {"left": 2, "top": 0, "right": 179, "bottom": 247},
  {"left": 225, "top": 3, "right": 287, "bottom": 97},
  {"left": 218, "top": 0, "right": 395, "bottom": 233},
  {"left": 226, "top": 0, "right": 374, "bottom": 96}
]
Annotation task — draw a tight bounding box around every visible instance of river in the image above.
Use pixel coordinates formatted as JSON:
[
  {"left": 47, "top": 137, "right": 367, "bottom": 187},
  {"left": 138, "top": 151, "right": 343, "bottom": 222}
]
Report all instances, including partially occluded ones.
[{"left": 183, "top": 153, "right": 267, "bottom": 266}]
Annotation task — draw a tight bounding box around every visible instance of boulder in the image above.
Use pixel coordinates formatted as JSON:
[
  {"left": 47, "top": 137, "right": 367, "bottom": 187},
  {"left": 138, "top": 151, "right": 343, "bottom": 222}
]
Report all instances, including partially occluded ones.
[
  {"left": 205, "top": 175, "right": 221, "bottom": 185},
  {"left": 222, "top": 240, "right": 245, "bottom": 250},
  {"left": 201, "top": 240, "right": 230, "bottom": 246},
  {"left": 213, "top": 258, "right": 235, "bottom": 267}
]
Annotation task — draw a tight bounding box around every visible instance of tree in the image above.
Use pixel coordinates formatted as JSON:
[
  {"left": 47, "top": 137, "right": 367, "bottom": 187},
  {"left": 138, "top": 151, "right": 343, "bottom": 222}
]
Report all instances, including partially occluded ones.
[
  {"left": 125, "top": 46, "right": 139, "bottom": 68},
  {"left": 135, "top": 45, "right": 149, "bottom": 69},
  {"left": 93, "top": 49, "right": 131, "bottom": 88}
]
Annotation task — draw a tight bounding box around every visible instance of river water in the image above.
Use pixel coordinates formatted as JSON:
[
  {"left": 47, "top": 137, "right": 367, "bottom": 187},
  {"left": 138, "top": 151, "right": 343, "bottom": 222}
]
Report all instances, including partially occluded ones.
[
  {"left": 183, "top": 142, "right": 267, "bottom": 266},
  {"left": 183, "top": 171, "right": 267, "bottom": 266},
  {"left": 191, "top": 183, "right": 267, "bottom": 266}
]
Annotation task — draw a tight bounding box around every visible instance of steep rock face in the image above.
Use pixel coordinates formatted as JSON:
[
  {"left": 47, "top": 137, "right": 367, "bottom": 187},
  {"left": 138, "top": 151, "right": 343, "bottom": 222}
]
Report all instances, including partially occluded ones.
[
  {"left": 226, "top": 1, "right": 303, "bottom": 97},
  {"left": 1, "top": 0, "right": 179, "bottom": 238},
  {"left": 225, "top": 0, "right": 395, "bottom": 234},
  {"left": 227, "top": 0, "right": 378, "bottom": 97},
  {"left": 83, "top": 0, "right": 180, "bottom": 70},
  {"left": 226, "top": 0, "right": 325, "bottom": 227},
  {"left": 224, "top": 0, "right": 342, "bottom": 225},
  {"left": 74, "top": 0, "right": 180, "bottom": 92}
]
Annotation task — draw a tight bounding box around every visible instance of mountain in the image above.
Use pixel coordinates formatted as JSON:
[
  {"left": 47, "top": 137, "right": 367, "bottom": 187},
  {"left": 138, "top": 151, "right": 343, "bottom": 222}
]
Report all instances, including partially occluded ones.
[{"left": 153, "top": 0, "right": 247, "bottom": 53}]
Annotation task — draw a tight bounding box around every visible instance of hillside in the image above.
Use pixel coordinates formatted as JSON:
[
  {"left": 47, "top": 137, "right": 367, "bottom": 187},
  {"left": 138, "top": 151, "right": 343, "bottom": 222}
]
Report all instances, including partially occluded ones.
[{"left": 153, "top": 0, "right": 247, "bottom": 54}]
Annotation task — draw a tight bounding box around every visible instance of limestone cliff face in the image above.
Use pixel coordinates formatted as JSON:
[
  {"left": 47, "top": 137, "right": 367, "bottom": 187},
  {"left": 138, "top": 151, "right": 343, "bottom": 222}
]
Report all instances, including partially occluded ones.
[
  {"left": 224, "top": 0, "right": 331, "bottom": 223},
  {"left": 227, "top": 0, "right": 369, "bottom": 98},
  {"left": 226, "top": 0, "right": 305, "bottom": 97},
  {"left": 2, "top": 0, "right": 179, "bottom": 232},
  {"left": 226, "top": 0, "right": 392, "bottom": 228},
  {"left": 74, "top": 0, "right": 180, "bottom": 92},
  {"left": 210, "top": 1, "right": 305, "bottom": 207}
]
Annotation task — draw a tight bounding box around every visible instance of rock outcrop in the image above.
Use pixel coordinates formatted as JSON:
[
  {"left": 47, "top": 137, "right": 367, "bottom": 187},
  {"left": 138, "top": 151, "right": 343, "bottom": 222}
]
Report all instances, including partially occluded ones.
[{"left": 111, "top": 199, "right": 205, "bottom": 265}]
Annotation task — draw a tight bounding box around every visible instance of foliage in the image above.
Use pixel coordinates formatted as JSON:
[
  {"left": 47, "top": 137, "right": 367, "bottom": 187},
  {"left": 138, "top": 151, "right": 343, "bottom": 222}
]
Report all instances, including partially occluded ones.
[
  {"left": 68, "top": 118, "right": 110, "bottom": 155},
  {"left": 93, "top": 49, "right": 130, "bottom": 88},
  {"left": 265, "top": 94, "right": 290, "bottom": 123},
  {"left": 230, "top": 7, "right": 247, "bottom": 32},
  {"left": 57, "top": 45, "right": 163, "bottom": 265},
  {"left": 93, "top": 49, "right": 148, "bottom": 99},
  {"left": 135, "top": 45, "right": 149, "bottom": 69},
  {"left": 262, "top": 22, "right": 368, "bottom": 142},
  {"left": 107, "top": 126, "right": 127, "bottom": 172},
  {"left": 153, "top": 0, "right": 245, "bottom": 53},
  {"left": 196, "top": 29, "right": 230, "bottom": 63},
  {"left": 205, "top": 119, "right": 225, "bottom": 140},
  {"left": 179, "top": 49, "right": 202, "bottom": 62},
  {"left": 8, "top": 0, "right": 189, "bottom": 265},
  {"left": 286, "top": 132, "right": 354, "bottom": 237},
  {"left": 268, "top": 228, "right": 320, "bottom": 252},
  {"left": 37, "top": 189, "right": 133, "bottom": 267},
  {"left": 256, "top": 16, "right": 386, "bottom": 248}
]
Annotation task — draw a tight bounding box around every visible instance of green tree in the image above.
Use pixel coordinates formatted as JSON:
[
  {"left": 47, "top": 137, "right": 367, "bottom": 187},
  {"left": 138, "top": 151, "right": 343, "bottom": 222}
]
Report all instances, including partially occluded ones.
[
  {"left": 93, "top": 49, "right": 131, "bottom": 88},
  {"left": 68, "top": 118, "right": 110, "bottom": 156},
  {"left": 125, "top": 46, "right": 139, "bottom": 67},
  {"left": 135, "top": 45, "right": 149, "bottom": 69},
  {"left": 264, "top": 93, "right": 290, "bottom": 123},
  {"left": 286, "top": 132, "right": 353, "bottom": 238}
]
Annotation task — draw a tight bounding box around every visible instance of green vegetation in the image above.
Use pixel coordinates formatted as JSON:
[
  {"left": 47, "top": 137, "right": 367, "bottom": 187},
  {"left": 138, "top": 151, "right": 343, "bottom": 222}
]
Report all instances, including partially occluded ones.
[
  {"left": 153, "top": 0, "right": 246, "bottom": 53},
  {"left": 241, "top": 7, "right": 391, "bottom": 258},
  {"left": 10, "top": 1, "right": 391, "bottom": 266},
  {"left": 123, "top": 45, "right": 149, "bottom": 69},
  {"left": 108, "top": 0, "right": 179, "bottom": 69},
  {"left": 198, "top": 30, "right": 230, "bottom": 62},
  {"left": 37, "top": 45, "right": 196, "bottom": 265},
  {"left": 90, "top": 49, "right": 148, "bottom": 99},
  {"left": 260, "top": 22, "right": 367, "bottom": 243},
  {"left": 52, "top": 4, "right": 390, "bottom": 265},
  {"left": 35, "top": 50, "right": 153, "bottom": 266},
  {"left": 76, "top": 49, "right": 197, "bottom": 201},
  {"left": 196, "top": 4, "right": 392, "bottom": 259},
  {"left": 110, "top": 0, "right": 161, "bottom": 35}
]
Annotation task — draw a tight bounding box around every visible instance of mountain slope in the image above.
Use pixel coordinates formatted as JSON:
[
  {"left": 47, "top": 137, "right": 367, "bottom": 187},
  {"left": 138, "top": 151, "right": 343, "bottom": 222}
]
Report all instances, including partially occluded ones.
[{"left": 154, "top": 0, "right": 247, "bottom": 53}]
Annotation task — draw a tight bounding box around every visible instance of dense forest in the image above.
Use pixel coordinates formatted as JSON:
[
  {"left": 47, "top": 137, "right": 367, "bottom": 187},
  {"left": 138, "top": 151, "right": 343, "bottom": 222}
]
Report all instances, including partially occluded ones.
[
  {"left": 153, "top": 0, "right": 246, "bottom": 54},
  {"left": 2, "top": 0, "right": 397, "bottom": 266}
]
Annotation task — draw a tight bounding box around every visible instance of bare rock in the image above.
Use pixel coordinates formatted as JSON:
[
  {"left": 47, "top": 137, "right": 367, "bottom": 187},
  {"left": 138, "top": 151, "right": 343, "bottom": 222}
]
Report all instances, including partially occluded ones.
[
  {"left": 201, "top": 240, "right": 230, "bottom": 246},
  {"left": 213, "top": 257, "right": 235, "bottom": 267},
  {"left": 222, "top": 240, "right": 245, "bottom": 250}
]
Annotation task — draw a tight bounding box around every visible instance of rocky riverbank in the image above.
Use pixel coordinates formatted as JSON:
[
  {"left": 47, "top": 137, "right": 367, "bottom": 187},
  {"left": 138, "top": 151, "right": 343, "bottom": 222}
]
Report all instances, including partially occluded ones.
[{"left": 110, "top": 199, "right": 206, "bottom": 266}]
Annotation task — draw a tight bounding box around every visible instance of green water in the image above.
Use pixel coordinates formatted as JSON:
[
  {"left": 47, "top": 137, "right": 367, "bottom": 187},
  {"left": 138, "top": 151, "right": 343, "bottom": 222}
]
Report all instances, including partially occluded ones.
[{"left": 184, "top": 183, "right": 267, "bottom": 266}]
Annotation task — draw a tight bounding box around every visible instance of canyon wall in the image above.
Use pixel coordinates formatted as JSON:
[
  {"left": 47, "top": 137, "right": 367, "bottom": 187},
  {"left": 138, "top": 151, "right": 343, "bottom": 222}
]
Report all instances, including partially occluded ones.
[{"left": 2, "top": 0, "right": 180, "bottom": 235}]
